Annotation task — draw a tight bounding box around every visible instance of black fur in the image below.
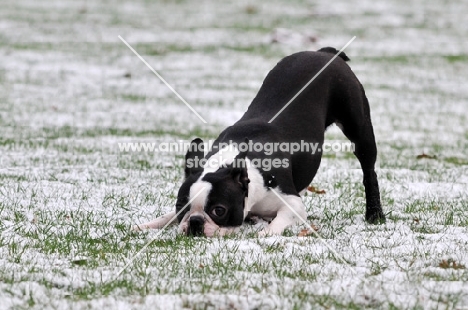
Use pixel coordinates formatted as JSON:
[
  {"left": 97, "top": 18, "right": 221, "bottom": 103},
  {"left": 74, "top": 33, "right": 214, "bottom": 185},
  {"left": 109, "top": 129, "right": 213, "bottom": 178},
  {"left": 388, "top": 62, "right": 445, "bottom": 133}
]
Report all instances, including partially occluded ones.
[
  {"left": 317, "top": 47, "right": 350, "bottom": 62},
  {"left": 181, "top": 47, "right": 385, "bottom": 227}
]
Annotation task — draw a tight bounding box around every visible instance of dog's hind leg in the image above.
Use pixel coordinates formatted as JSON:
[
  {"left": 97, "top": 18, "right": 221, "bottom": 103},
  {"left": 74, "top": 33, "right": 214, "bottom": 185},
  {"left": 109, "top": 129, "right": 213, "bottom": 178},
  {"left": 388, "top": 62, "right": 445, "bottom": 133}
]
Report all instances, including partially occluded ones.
[{"left": 335, "top": 88, "right": 385, "bottom": 224}]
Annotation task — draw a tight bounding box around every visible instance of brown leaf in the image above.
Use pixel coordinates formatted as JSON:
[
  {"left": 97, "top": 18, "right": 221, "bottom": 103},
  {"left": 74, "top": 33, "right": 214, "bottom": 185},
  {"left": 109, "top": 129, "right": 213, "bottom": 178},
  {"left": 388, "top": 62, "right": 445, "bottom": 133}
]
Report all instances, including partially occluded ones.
[
  {"left": 439, "top": 259, "right": 466, "bottom": 269},
  {"left": 307, "top": 186, "right": 326, "bottom": 194},
  {"left": 417, "top": 153, "right": 437, "bottom": 159},
  {"left": 244, "top": 5, "right": 259, "bottom": 14},
  {"left": 297, "top": 225, "right": 319, "bottom": 237},
  {"left": 439, "top": 260, "right": 449, "bottom": 268}
]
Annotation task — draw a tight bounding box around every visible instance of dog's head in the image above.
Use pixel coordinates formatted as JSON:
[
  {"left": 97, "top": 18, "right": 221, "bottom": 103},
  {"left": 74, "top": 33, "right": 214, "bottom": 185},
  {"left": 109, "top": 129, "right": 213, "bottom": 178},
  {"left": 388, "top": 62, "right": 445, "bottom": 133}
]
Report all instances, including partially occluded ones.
[{"left": 176, "top": 139, "right": 249, "bottom": 237}]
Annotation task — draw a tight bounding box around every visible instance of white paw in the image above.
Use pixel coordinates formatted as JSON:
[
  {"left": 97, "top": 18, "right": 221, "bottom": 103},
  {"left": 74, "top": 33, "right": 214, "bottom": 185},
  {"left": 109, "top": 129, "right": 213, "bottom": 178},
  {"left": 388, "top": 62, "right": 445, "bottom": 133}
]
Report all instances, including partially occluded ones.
[{"left": 132, "top": 224, "right": 148, "bottom": 232}]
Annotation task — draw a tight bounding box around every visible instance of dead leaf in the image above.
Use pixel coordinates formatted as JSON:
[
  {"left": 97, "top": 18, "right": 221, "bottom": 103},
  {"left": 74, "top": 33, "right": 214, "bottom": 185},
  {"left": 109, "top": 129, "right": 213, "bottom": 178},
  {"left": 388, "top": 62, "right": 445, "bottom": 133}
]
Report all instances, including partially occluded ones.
[
  {"left": 439, "top": 259, "right": 465, "bottom": 269},
  {"left": 244, "top": 5, "right": 258, "bottom": 14},
  {"left": 297, "top": 225, "right": 319, "bottom": 236},
  {"left": 307, "top": 186, "right": 326, "bottom": 194},
  {"left": 417, "top": 153, "right": 437, "bottom": 159}
]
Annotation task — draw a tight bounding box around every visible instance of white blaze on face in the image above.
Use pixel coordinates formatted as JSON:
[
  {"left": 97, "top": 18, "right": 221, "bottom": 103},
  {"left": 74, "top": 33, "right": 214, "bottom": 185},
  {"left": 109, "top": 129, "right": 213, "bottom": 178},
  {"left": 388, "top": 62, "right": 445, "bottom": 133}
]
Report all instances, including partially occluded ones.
[
  {"left": 189, "top": 181, "right": 212, "bottom": 212},
  {"left": 187, "top": 143, "right": 239, "bottom": 219},
  {"left": 202, "top": 144, "right": 240, "bottom": 176}
]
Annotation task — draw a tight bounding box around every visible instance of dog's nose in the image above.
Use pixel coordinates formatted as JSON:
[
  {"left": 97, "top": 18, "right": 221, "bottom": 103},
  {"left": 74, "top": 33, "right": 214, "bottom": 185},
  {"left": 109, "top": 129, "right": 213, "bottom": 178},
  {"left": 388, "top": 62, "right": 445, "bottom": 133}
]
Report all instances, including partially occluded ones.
[{"left": 188, "top": 215, "right": 205, "bottom": 236}]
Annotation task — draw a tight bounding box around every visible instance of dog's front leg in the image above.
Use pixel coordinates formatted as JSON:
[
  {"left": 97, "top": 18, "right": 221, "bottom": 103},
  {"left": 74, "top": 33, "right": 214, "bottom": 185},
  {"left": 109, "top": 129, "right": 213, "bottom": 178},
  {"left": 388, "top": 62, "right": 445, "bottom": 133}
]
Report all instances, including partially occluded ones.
[
  {"left": 258, "top": 195, "right": 307, "bottom": 236},
  {"left": 133, "top": 210, "right": 178, "bottom": 231}
]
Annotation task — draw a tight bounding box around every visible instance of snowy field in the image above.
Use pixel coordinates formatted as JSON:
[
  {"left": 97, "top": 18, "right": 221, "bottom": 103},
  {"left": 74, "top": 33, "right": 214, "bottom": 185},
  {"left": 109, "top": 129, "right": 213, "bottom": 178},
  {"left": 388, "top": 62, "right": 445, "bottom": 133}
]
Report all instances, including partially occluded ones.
[{"left": 1, "top": 0, "right": 468, "bottom": 309}]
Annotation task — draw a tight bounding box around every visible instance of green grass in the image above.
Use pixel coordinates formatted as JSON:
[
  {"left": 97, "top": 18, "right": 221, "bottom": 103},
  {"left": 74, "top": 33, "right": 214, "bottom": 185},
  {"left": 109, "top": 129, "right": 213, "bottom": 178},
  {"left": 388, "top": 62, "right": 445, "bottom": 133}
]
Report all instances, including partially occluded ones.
[
  {"left": 443, "top": 55, "right": 468, "bottom": 63},
  {"left": 1, "top": 0, "right": 468, "bottom": 308},
  {"left": 0, "top": 125, "right": 216, "bottom": 141}
]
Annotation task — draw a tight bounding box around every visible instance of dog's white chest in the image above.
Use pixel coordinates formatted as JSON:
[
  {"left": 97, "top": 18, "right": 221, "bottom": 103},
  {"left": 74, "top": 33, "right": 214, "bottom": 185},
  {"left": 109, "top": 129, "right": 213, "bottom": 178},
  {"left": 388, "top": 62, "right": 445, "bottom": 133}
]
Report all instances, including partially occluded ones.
[
  {"left": 248, "top": 190, "right": 282, "bottom": 219},
  {"left": 244, "top": 165, "right": 283, "bottom": 219}
]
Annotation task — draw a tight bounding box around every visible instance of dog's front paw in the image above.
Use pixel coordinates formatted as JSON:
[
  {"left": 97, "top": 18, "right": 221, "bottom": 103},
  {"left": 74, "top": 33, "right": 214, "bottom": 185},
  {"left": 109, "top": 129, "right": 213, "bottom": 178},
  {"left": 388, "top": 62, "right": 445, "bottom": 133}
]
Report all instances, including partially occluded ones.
[{"left": 132, "top": 224, "right": 149, "bottom": 232}]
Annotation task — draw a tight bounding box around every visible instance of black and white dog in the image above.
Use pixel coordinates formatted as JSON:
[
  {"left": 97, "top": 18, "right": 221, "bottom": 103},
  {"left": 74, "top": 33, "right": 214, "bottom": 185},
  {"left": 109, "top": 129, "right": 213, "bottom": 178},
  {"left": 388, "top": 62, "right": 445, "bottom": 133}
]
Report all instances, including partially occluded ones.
[{"left": 135, "top": 47, "right": 385, "bottom": 236}]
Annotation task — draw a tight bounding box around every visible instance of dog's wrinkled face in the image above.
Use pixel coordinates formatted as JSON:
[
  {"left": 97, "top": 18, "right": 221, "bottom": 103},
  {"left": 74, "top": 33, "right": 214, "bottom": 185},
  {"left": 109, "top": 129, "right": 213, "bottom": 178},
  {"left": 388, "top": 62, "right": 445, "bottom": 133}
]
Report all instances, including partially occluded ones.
[{"left": 176, "top": 139, "right": 249, "bottom": 237}]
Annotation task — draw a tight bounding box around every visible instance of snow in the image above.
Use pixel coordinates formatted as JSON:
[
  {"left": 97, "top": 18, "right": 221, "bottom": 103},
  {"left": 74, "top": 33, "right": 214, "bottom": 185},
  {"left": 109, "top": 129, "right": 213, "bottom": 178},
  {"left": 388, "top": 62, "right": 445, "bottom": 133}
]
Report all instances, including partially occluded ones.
[{"left": 1, "top": 0, "right": 468, "bottom": 308}]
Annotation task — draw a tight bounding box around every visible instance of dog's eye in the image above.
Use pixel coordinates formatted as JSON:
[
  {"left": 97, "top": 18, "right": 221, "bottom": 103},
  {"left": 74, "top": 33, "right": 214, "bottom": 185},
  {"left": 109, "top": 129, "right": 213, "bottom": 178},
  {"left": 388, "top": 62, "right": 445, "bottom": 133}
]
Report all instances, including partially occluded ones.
[{"left": 211, "top": 206, "right": 226, "bottom": 217}]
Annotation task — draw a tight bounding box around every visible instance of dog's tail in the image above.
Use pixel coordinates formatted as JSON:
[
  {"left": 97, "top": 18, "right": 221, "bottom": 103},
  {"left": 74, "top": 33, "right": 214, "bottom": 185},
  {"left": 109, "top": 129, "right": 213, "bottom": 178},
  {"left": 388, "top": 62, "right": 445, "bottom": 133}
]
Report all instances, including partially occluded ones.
[{"left": 317, "top": 47, "right": 350, "bottom": 62}]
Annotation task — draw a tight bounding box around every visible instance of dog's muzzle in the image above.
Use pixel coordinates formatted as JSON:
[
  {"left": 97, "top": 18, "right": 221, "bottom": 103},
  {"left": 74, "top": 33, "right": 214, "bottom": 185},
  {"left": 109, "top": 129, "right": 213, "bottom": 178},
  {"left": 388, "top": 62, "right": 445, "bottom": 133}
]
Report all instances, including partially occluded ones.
[{"left": 187, "top": 214, "right": 205, "bottom": 236}]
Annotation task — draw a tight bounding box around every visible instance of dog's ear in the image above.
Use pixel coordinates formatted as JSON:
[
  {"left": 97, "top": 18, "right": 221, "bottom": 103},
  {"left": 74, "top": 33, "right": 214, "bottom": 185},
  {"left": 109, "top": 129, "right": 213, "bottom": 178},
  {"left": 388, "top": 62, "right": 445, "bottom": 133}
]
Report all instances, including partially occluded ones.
[
  {"left": 231, "top": 167, "right": 249, "bottom": 197},
  {"left": 230, "top": 137, "right": 250, "bottom": 195},
  {"left": 231, "top": 138, "right": 250, "bottom": 197},
  {"left": 185, "top": 138, "right": 204, "bottom": 178}
]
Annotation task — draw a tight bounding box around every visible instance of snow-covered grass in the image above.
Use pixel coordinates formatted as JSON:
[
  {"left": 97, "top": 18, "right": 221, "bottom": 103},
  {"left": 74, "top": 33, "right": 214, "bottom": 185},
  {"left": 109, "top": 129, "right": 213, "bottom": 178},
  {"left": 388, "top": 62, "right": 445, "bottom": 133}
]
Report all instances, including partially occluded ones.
[{"left": 1, "top": 0, "right": 468, "bottom": 308}]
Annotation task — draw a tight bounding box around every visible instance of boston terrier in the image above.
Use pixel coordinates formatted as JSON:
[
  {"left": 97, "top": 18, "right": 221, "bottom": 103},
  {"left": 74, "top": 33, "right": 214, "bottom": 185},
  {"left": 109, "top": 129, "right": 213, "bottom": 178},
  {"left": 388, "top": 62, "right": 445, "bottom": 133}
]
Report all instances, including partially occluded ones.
[{"left": 135, "top": 47, "right": 385, "bottom": 237}]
